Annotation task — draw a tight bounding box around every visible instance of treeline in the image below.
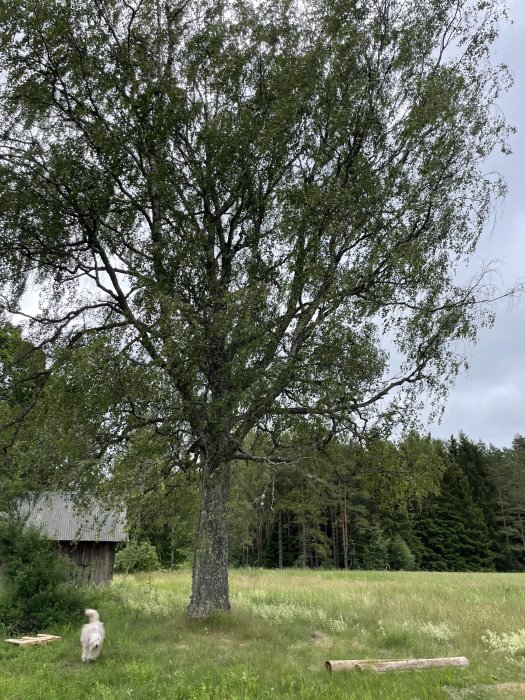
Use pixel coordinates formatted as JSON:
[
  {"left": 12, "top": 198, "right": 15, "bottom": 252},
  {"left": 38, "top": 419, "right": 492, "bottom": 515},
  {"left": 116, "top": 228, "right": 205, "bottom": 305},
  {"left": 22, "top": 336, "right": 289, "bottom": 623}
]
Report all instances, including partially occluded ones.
[
  {"left": 131, "top": 432, "right": 525, "bottom": 573},
  {"left": 3, "top": 323, "right": 524, "bottom": 573}
]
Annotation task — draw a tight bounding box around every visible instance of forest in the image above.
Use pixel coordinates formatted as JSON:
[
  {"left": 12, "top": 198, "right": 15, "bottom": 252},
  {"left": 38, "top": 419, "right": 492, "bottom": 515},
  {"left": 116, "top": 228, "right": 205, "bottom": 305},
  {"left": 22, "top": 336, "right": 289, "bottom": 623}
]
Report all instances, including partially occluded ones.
[
  {"left": 128, "top": 430, "right": 525, "bottom": 575},
  {"left": 2, "top": 321, "right": 524, "bottom": 575},
  {"left": 2, "top": 309, "right": 525, "bottom": 587}
]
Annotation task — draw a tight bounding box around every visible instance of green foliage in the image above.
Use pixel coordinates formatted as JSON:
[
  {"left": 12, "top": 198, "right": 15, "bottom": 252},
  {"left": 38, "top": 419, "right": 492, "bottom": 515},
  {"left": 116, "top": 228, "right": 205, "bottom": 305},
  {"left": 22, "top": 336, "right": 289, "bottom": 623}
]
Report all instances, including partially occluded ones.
[
  {"left": 0, "top": 518, "right": 90, "bottom": 634},
  {"left": 109, "top": 427, "right": 199, "bottom": 569},
  {"left": 226, "top": 434, "right": 452, "bottom": 572},
  {"left": 359, "top": 526, "right": 389, "bottom": 570},
  {"left": 0, "top": 323, "right": 45, "bottom": 409},
  {"left": 485, "top": 436, "right": 525, "bottom": 571},
  {"left": 0, "top": 324, "right": 48, "bottom": 506},
  {"left": 450, "top": 434, "right": 500, "bottom": 562},
  {"left": 114, "top": 541, "right": 160, "bottom": 574},
  {"left": 414, "top": 457, "right": 495, "bottom": 572},
  {"left": 388, "top": 536, "right": 416, "bottom": 571}
]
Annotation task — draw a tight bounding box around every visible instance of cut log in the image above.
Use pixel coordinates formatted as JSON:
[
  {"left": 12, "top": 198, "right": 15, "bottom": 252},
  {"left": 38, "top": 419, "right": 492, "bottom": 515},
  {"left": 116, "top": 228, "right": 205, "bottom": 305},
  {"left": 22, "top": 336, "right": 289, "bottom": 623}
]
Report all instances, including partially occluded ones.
[
  {"left": 5, "top": 634, "right": 62, "bottom": 647},
  {"left": 325, "top": 659, "right": 377, "bottom": 672},
  {"left": 325, "top": 656, "right": 469, "bottom": 673}
]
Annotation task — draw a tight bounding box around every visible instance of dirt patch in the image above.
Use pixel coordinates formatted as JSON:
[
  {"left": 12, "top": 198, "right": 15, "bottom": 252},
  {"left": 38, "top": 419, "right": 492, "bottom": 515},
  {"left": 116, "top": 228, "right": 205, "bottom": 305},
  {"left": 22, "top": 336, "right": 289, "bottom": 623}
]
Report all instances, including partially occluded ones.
[
  {"left": 487, "top": 683, "right": 525, "bottom": 696},
  {"left": 310, "top": 630, "right": 333, "bottom": 649},
  {"left": 446, "top": 683, "right": 525, "bottom": 699}
]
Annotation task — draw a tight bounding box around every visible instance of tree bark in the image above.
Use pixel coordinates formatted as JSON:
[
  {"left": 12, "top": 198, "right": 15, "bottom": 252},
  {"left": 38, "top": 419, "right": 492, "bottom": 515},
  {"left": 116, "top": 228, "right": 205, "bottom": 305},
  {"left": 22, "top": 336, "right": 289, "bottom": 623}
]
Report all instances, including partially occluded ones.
[
  {"left": 496, "top": 481, "right": 512, "bottom": 556},
  {"left": 341, "top": 486, "right": 349, "bottom": 570},
  {"left": 256, "top": 521, "right": 262, "bottom": 566},
  {"left": 301, "top": 521, "right": 307, "bottom": 568},
  {"left": 278, "top": 510, "right": 283, "bottom": 569},
  {"left": 516, "top": 506, "right": 525, "bottom": 552},
  {"left": 331, "top": 509, "right": 340, "bottom": 568},
  {"left": 187, "top": 462, "right": 231, "bottom": 618}
]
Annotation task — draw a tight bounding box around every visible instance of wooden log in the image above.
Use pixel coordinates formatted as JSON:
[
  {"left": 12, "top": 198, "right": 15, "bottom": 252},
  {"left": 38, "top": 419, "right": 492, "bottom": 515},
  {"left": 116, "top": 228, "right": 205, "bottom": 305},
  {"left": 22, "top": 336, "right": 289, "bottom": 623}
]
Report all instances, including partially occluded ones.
[
  {"left": 325, "top": 660, "right": 375, "bottom": 672},
  {"left": 325, "top": 656, "right": 469, "bottom": 673}
]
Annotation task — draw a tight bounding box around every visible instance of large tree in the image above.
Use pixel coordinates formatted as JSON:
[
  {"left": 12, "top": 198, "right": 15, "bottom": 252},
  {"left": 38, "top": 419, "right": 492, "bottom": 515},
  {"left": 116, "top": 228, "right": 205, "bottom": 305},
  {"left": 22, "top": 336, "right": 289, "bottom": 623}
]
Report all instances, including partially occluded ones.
[{"left": 0, "top": 0, "right": 514, "bottom": 616}]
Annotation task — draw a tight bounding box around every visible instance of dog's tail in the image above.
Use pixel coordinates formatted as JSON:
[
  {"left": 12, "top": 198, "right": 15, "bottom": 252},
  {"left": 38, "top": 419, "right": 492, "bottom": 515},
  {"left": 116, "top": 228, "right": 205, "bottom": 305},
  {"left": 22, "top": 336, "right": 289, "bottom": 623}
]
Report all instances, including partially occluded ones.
[{"left": 85, "top": 608, "right": 100, "bottom": 623}]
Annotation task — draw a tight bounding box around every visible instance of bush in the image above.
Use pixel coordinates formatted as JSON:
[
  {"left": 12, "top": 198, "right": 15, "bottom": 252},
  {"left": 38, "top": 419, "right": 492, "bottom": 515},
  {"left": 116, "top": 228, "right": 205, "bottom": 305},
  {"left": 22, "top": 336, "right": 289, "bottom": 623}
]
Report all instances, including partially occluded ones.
[
  {"left": 388, "top": 536, "right": 416, "bottom": 570},
  {"left": 114, "top": 541, "right": 160, "bottom": 573},
  {"left": 0, "top": 518, "right": 91, "bottom": 634},
  {"left": 360, "top": 527, "right": 389, "bottom": 570}
]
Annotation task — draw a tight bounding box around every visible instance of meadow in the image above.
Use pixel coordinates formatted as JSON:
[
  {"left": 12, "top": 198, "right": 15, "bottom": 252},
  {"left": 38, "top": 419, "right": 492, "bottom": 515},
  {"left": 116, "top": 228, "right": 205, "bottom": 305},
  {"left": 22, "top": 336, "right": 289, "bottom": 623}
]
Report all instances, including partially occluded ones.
[{"left": 1, "top": 569, "right": 525, "bottom": 699}]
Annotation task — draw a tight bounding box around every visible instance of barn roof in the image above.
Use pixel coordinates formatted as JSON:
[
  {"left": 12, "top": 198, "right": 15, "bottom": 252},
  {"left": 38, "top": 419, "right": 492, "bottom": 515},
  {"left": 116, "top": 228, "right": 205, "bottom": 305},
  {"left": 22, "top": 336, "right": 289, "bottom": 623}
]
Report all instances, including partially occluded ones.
[{"left": 20, "top": 493, "right": 127, "bottom": 542}]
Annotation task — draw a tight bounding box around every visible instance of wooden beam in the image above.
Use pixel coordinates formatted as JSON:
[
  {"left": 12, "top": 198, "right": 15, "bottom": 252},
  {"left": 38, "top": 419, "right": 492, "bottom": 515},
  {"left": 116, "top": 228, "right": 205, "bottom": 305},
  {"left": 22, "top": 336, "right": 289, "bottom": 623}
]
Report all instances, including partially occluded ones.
[{"left": 325, "top": 656, "right": 469, "bottom": 673}]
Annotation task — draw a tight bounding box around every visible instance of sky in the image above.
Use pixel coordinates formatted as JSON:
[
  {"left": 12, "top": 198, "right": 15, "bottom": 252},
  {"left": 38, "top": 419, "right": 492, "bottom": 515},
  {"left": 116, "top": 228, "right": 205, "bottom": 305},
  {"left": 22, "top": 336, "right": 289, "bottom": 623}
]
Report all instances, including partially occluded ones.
[{"left": 426, "top": 0, "right": 525, "bottom": 448}]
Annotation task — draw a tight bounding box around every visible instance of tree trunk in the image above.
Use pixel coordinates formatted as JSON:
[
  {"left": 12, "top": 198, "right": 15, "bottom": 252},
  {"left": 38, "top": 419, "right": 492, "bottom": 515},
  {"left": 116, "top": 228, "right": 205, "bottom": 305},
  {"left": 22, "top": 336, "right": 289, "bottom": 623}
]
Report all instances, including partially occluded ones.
[
  {"left": 255, "top": 516, "right": 262, "bottom": 566},
  {"left": 301, "top": 521, "right": 307, "bottom": 568},
  {"left": 341, "top": 486, "right": 349, "bottom": 570},
  {"left": 187, "top": 462, "right": 231, "bottom": 618},
  {"left": 332, "top": 509, "right": 340, "bottom": 568},
  {"left": 497, "top": 481, "right": 512, "bottom": 556},
  {"left": 278, "top": 510, "right": 283, "bottom": 569},
  {"left": 170, "top": 525, "right": 175, "bottom": 570}
]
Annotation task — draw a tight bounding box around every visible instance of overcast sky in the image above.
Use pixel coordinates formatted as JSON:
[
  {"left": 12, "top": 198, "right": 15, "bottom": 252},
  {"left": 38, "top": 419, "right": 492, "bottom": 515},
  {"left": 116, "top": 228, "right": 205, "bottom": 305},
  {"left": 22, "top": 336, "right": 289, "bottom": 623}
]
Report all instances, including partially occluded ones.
[{"left": 426, "top": 0, "right": 525, "bottom": 448}]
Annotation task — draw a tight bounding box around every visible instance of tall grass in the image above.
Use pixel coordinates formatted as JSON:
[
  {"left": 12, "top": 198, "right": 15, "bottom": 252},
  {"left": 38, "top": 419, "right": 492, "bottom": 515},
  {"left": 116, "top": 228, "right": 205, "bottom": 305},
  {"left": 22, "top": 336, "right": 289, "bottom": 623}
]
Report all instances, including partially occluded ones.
[{"left": 1, "top": 569, "right": 525, "bottom": 699}]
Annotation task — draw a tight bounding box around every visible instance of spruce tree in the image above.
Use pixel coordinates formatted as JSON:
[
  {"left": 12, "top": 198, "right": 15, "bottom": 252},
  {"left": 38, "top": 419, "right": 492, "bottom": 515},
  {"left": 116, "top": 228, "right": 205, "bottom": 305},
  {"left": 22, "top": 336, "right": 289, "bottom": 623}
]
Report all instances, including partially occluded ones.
[
  {"left": 450, "top": 433, "right": 499, "bottom": 561},
  {"left": 415, "top": 457, "right": 494, "bottom": 571},
  {"left": 486, "top": 439, "right": 525, "bottom": 571}
]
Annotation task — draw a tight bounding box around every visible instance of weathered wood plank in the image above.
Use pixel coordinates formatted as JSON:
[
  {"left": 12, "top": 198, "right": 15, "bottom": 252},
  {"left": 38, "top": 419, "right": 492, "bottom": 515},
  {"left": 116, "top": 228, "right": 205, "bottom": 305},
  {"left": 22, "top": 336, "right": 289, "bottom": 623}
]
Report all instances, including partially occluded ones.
[{"left": 5, "top": 634, "right": 62, "bottom": 647}]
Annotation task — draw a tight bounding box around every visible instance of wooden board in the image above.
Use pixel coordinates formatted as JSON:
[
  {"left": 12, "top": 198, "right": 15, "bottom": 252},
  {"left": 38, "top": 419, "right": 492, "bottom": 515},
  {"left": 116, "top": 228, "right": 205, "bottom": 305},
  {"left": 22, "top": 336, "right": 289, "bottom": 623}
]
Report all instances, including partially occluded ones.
[{"left": 5, "top": 634, "right": 62, "bottom": 647}]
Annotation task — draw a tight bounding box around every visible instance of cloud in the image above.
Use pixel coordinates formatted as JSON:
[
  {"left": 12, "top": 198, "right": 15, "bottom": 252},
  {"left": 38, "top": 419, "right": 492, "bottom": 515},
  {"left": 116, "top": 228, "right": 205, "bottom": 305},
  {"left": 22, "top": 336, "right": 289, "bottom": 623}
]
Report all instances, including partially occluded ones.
[
  {"left": 426, "top": 5, "right": 525, "bottom": 448},
  {"left": 429, "top": 291, "right": 525, "bottom": 447}
]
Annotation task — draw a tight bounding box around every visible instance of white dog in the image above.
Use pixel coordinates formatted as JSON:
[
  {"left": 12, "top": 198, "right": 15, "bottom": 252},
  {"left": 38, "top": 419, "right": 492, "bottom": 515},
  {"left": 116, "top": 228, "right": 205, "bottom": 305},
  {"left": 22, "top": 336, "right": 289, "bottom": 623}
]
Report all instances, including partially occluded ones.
[{"left": 80, "top": 608, "right": 105, "bottom": 662}]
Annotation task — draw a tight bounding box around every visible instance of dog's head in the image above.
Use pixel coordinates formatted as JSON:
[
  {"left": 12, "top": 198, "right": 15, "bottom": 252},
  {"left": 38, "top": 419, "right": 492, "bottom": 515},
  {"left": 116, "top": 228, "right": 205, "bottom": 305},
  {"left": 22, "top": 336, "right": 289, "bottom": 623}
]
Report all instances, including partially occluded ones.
[{"left": 88, "top": 632, "right": 103, "bottom": 650}]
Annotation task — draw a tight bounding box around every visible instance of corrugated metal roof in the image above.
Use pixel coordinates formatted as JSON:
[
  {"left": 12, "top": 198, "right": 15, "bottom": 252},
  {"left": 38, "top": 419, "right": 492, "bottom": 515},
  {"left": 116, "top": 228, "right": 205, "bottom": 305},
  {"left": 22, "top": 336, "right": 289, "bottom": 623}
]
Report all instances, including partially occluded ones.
[{"left": 20, "top": 493, "right": 127, "bottom": 542}]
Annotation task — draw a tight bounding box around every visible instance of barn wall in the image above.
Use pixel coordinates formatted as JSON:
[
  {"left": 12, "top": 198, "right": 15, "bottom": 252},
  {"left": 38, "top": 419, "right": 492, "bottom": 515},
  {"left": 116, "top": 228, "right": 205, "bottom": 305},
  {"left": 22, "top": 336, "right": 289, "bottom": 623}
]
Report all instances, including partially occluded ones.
[{"left": 58, "top": 541, "right": 116, "bottom": 584}]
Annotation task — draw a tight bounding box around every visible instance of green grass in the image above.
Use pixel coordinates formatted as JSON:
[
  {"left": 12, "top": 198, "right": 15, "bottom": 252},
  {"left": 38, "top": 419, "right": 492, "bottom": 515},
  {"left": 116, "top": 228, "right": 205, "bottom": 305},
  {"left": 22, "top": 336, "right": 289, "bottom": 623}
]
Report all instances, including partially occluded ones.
[{"left": 2, "top": 569, "right": 525, "bottom": 699}]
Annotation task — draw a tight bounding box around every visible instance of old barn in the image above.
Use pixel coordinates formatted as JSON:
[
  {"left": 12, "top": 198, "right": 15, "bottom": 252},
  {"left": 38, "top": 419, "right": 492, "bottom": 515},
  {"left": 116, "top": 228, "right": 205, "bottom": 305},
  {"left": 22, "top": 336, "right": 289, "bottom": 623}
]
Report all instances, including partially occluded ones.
[{"left": 22, "top": 493, "right": 127, "bottom": 584}]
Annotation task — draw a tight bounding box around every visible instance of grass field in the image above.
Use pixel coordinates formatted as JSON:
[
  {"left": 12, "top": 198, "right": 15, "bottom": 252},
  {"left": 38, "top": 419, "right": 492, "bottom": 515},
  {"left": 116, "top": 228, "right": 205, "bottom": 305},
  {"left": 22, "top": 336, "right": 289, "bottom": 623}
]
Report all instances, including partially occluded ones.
[{"left": 2, "top": 569, "right": 525, "bottom": 699}]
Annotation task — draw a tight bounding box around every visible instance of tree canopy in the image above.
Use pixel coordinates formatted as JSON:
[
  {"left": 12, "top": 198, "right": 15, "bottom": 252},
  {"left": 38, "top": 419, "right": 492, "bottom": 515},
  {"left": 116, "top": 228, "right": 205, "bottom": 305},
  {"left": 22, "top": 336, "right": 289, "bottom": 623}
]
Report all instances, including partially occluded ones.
[{"left": 0, "top": 0, "right": 514, "bottom": 616}]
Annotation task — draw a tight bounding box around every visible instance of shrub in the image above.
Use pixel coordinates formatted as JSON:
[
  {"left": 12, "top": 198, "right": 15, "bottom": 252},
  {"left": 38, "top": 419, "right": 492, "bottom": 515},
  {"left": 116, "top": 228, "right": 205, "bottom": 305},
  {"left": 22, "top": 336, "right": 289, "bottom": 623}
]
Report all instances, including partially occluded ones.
[
  {"left": 360, "top": 527, "right": 389, "bottom": 570},
  {"left": 0, "top": 518, "right": 90, "bottom": 634},
  {"left": 388, "top": 536, "right": 416, "bottom": 571},
  {"left": 114, "top": 540, "right": 160, "bottom": 573},
  {"left": 481, "top": 628, "right": 525, "bottom": 655}
]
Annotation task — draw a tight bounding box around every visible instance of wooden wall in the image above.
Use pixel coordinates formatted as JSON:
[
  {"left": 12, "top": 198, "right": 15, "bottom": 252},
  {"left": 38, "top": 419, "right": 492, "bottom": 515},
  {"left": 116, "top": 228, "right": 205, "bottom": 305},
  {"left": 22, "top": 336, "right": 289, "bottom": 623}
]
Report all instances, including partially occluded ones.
[{"left": 58, "top": 541, "right": 117, "bottom": 585}]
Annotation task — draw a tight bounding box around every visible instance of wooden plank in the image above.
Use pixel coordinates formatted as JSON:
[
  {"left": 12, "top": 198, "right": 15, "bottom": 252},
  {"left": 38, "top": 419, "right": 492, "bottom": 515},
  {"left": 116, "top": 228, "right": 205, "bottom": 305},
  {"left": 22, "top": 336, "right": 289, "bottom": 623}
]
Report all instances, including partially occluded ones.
[
  {"left": 5, "top": 634, "right": 62, "bottom": 647},
  {"left": 325, "top": 656, "right": 469, "bottom": 673}
]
